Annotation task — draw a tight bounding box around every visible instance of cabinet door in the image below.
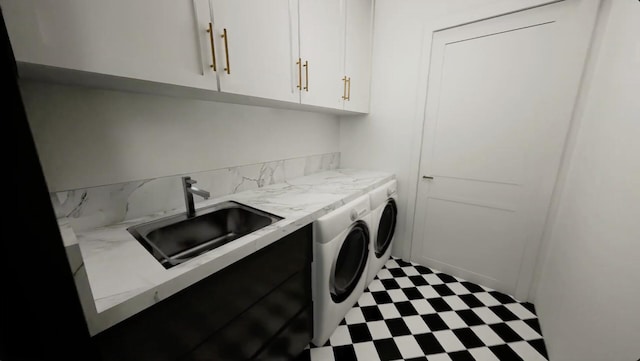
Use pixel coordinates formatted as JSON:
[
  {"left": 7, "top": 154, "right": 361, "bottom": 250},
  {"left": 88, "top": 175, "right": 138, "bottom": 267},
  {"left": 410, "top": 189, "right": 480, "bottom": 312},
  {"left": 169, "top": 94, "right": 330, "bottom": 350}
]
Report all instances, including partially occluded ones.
[
  {"left": 210, "top": 0, "right": 300, "bottom": 103},
  {"left": 343, "top": 0, "right": 373, "bottom": 112},
  {"left": 0, "top": 0, "right": 218, "bottom": 91},
  {"left": 299, "top": 0, "right": 345, "bottom": 109}
]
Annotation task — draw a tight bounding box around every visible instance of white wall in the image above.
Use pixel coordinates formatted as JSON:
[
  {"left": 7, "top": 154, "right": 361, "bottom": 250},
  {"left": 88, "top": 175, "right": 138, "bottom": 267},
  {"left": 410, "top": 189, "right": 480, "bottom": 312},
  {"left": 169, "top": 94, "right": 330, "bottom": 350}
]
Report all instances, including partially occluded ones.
[
  {"left": 339, "top": 0, "right": 501, "bottom": 258},
  {"left": 21, "top": 81, "right": 340, "bottom": 191},
  {"left": 533, "top": 1, "right": 640, "bottom": 360}
]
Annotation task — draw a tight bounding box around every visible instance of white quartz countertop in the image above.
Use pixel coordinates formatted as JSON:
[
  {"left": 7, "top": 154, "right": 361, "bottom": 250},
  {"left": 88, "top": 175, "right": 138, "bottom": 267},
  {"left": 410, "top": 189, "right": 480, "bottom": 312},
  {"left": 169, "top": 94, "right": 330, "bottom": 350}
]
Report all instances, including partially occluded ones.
[{"left": 61, "top": 169, "right": 394, "bottom": 335}]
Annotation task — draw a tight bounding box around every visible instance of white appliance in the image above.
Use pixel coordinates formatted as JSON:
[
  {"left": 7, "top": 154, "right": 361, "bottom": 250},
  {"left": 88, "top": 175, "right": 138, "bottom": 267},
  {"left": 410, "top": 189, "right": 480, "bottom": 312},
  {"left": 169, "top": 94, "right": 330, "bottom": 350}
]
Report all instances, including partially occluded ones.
[
  {"left": 312, "top": 195, "right": 372, "bottom": 346},
  {"left": 366, "top": 180, "right": 398, "bottom": 286}
]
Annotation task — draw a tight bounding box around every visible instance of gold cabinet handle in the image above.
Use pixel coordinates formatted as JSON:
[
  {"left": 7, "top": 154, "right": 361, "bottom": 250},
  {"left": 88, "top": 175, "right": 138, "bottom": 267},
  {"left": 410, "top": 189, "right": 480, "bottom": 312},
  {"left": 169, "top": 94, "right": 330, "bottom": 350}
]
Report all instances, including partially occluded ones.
[
  {"left": 347, "top": 77, "right": 351, "bottom": 101},
  {"left": 206, "top": 23, "right": 217, "bottom": 72},
  {"left": 342, "top": 76, "right": 348, "bottom": 100},
  {"left": 296, "top": 58, "right": 302, "bottom": 90},
  {"left": 221, "top": 28, "right": 230, "bottom": 74},
  {"left": 303, "top": 60, "right": 309, "bottom": 91}
]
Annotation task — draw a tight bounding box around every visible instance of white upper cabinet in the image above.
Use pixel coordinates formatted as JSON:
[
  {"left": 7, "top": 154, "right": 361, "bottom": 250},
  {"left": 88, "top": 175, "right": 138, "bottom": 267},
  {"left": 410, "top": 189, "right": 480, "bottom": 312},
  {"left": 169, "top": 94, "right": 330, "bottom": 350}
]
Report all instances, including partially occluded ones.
[
  {"left": 1, "top": 0, "right": 373, "bottom": 113},
  {"left": 210, "top": 0, "right": 300, "bottom": 103},
  {"left": 1, "top": 0, "right": 218, "bottom": 91},
  {"left": 342, "top": 0, "right": 373, "bottom": 112},
  {"left": 298, "top": 0, "right": 374, "bottom": 112},
  {"left": 298, "top": 0, "right": 346, "bottom": 110}
]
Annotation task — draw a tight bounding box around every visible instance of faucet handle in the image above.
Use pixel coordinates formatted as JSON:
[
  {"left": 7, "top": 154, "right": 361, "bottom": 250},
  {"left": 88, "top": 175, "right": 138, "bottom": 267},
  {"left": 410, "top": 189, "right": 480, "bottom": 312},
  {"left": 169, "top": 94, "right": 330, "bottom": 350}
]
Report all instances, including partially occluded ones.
[{"left": 182, "top": 176, "right": 197, "bottom": 185}]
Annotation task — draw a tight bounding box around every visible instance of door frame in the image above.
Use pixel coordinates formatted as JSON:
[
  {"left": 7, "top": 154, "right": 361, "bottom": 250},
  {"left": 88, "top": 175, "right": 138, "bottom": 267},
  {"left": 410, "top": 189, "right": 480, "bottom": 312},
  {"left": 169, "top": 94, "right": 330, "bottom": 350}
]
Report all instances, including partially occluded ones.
[{"left": 402, "top": 0, "right": 599, "bottom": 300}]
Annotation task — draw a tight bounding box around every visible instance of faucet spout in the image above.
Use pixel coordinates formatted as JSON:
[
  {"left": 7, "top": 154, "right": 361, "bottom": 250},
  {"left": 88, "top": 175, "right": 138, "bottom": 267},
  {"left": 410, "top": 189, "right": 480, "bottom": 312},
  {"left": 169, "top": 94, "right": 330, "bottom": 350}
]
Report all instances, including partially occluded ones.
[
  {"left": 189, "top": 186, "right": 210, "bottom": 199},
  {"left": 181, "top": 176, "right": 210, "bottom": 218}
]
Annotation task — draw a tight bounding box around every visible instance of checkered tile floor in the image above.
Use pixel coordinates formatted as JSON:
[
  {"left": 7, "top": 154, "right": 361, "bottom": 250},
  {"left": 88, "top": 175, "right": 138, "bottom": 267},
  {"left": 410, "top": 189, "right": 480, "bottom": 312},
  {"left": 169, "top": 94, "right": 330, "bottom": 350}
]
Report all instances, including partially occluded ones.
[{"left": 295, "top": 258, "right": 548, "bottom": 361}]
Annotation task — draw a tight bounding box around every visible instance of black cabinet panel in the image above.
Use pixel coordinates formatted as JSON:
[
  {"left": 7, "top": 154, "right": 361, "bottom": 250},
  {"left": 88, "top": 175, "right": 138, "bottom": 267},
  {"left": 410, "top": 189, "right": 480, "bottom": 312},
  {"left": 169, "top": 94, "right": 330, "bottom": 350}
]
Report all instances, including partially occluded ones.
[
  {"left": 253, "top": 306, "right": 313, "bottom": 361},
  {"left": 184, "top": 272, "right": 308, "bottom": 361},
  {"left": 94, "top": 225, "right": 312, "bottom": 361}
]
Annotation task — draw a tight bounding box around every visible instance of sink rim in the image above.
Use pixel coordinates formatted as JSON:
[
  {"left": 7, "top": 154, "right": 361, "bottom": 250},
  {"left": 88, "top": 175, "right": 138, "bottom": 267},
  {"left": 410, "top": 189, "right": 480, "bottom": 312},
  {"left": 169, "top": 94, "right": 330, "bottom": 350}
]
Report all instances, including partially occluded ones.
[{"left": 127, "top": 200, "right": 283, "bottom": 268}]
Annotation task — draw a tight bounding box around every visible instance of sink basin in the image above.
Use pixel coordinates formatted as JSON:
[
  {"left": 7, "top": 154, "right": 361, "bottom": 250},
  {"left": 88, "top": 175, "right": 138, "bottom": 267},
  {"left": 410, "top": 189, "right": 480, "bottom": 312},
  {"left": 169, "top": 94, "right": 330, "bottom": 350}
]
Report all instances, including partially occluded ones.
[{"left": 127, "top": 201, "right": 283, "bottom": 269}]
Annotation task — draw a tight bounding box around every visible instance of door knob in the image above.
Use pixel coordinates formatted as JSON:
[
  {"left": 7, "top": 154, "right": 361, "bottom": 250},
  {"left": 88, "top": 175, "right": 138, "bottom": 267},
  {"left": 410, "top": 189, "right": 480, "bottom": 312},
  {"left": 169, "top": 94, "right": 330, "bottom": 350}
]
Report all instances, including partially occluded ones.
[{"left": 422, "top": 176, "right": 434, "bottom": 180}]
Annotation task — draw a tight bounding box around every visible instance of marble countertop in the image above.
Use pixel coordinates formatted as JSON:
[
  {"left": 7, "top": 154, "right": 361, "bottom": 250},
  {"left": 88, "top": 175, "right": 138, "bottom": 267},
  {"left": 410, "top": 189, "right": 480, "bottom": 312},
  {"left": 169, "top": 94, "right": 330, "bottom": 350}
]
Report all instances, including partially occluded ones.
[{"left": 60, "top": 169, "right": 394, "bottom": 335}]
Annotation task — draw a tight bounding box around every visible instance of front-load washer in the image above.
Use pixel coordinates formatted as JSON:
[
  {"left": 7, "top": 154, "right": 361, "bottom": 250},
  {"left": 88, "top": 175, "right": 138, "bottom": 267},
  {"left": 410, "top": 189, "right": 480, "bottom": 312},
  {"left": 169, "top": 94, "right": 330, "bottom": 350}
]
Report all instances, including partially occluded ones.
[
  {"left": 312, "top": 195, "right": 372, "bottom": 346},
  {"left": 366, "top": 180, "right": 398, "bottom": 286}
]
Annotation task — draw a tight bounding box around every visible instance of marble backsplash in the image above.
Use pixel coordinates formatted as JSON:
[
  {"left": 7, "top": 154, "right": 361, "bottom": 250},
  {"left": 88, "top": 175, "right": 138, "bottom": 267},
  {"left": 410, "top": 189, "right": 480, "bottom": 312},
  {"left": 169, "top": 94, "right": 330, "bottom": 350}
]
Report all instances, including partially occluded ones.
[{"left": 51, "top": 152, "right": 339, "bottom": 232}]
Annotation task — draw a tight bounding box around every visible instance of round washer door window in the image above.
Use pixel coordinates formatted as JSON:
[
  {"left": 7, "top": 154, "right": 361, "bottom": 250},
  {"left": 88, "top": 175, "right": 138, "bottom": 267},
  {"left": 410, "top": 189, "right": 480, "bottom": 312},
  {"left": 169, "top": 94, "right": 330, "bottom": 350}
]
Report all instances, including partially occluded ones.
[
  {"left": 331, "top": 221, "right": 370, "bottom": 303},
  {"left": 375, "top": 199, "right": 397, "bottom": 258}
]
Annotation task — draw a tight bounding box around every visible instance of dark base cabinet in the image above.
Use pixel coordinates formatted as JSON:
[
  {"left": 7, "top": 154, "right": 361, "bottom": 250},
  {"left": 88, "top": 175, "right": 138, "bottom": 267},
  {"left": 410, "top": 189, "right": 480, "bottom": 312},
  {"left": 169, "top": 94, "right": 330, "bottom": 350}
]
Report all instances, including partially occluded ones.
[
  {"left": 253, "top": 307, "right": 313, "bottom": 361},
  {"left": 93, "top": 224, "right": 313, "bottom": 361}
]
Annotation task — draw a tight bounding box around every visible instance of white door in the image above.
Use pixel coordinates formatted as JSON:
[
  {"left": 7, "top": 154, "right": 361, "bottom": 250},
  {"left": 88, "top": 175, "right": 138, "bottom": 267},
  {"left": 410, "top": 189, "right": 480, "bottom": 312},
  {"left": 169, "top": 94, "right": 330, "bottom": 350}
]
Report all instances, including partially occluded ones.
[
  {"left": 299, "top": 0, "right": 345, "bottom": 109},
  {"left": 210, "top": 0, "right": 300, "bottom": 103},
  {"left": 1, "top": 0, "right": 218, "bottom": 91},
  {"left": 343, "top": 0, "right": 373, "bottom": 113},
  {"left": 412, "top": 1, "right": 596, "bottom": 298}
]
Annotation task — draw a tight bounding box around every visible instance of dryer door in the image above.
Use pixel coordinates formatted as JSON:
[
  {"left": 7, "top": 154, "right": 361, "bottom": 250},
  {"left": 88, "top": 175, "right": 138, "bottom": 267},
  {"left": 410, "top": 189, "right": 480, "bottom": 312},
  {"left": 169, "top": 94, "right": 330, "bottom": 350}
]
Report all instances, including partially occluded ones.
[
  {"left": 375, "top": 199, "right": 397, "bottom": 258},
  {"left": 330, "top": 221, "right": 369, "bottom": 303}
]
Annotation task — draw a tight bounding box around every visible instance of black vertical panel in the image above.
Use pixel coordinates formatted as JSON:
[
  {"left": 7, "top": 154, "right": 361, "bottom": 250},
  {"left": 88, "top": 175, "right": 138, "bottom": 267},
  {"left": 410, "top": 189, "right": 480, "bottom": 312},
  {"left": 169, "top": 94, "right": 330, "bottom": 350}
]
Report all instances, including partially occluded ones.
[{"left": 0, "top": 9, "right": 96, "bottom": 361}]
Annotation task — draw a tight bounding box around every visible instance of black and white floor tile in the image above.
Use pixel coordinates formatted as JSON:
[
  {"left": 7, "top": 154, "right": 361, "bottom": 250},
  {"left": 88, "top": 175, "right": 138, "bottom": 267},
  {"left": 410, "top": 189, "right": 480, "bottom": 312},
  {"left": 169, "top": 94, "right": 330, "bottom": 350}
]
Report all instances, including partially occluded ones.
[{"left": 296, "top": 258, "right": 548, "bottom": 361}]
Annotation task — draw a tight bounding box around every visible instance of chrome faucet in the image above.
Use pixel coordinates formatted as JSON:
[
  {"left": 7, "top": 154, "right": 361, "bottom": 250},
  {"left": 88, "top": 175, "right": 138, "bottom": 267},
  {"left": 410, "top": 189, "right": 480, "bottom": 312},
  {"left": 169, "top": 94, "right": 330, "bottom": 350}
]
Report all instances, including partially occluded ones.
[{"left": 181, "top": 176, "right": 210, "bottom": 218}]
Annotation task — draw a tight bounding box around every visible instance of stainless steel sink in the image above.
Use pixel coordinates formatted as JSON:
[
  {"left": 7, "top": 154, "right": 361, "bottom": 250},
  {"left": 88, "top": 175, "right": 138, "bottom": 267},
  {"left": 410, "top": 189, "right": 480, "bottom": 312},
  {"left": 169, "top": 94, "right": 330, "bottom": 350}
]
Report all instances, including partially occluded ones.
[{"left": 127, "top": 201, "right": 283, "bottom": 269}]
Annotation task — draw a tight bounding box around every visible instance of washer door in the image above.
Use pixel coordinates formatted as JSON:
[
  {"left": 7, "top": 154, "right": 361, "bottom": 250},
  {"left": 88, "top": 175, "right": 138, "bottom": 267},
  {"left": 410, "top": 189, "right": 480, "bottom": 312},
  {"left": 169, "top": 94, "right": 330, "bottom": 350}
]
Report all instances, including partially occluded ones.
[
  {"left": 375, "top": 199, "right": 397, "bottom": 258},
  {"left": 330, "top": 221, "right": 370, "bottom": 303}
]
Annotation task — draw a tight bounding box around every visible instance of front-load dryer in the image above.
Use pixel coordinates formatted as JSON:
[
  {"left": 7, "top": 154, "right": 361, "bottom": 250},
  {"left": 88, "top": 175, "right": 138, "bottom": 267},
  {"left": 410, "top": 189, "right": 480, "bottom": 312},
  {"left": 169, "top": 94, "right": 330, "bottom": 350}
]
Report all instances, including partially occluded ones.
[
  {"left": 366, "top": 180, "right": 398, "bottom": 286},
  {"left": 312, "top": 195, "right": 372, "bottom": 346}
]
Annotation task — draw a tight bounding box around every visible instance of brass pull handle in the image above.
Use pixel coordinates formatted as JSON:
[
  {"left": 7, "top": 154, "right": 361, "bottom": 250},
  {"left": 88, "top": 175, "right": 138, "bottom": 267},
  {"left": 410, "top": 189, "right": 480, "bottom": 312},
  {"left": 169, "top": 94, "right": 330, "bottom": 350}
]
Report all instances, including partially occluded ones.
[
  {"left": 346, "top": 77, "right": 351, "bottom": 101},
  {"left": 206, "top": 23, "right": 217, "bottom": 72},
  {"left": 296, "top": 58, "right": 302, "bottom": 90},
  {"left": 342, "top": 76, "right": 348, "bottom": 100},
  {"left": 221, "top": 28, "right": 230, "bottom": 74},
  {"left": 303, "top": 60, "right": 309, "bottom": 91}
]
